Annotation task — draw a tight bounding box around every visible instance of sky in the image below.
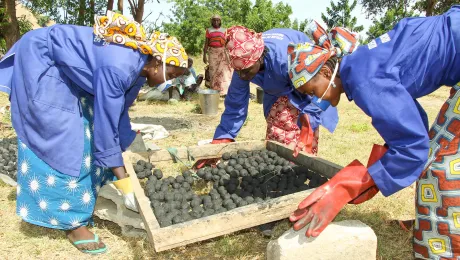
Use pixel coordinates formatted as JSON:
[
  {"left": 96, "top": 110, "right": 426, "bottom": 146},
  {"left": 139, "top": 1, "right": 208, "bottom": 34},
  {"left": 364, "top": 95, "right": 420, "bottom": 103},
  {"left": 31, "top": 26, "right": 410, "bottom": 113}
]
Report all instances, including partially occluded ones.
[{"left": 129, "top": 0, "right": 375, "bottom": 35}]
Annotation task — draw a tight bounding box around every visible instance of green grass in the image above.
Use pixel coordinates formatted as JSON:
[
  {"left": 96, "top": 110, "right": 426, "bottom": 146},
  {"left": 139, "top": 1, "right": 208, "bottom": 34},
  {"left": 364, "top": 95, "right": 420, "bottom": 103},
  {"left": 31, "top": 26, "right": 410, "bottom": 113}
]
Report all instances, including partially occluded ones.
[{"left": 0, "top": 56, "right": 451, "bottom": 259}]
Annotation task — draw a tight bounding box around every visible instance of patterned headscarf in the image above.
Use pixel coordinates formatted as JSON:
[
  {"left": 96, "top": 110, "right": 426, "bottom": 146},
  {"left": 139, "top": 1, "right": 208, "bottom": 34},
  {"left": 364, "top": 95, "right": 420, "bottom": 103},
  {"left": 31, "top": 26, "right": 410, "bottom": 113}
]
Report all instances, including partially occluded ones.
[
  {"left": 93, "top": 11, "right": 188, "bottom": 68},
  {"left": 225, "top": 26, "right": 265, "bottom": 70},
  {"left": 288, "top": 21, "right": 359, "bottom": 88}
]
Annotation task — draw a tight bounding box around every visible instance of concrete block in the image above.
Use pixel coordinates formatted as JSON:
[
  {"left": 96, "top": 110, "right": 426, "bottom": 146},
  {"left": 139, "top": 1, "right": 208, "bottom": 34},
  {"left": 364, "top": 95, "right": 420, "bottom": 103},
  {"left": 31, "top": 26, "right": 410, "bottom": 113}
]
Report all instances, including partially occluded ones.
[
  {"left": 94, "top": 184, "right": 146, "bottom": 238},
  {"left": 267, "top": 220, "right": 377, "bottom": 260}
]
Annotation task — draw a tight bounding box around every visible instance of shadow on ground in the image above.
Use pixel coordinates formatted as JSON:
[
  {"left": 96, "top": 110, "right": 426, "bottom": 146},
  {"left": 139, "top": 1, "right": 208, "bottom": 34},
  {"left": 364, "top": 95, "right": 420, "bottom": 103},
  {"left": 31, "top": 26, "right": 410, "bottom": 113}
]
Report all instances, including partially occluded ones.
[
  {"left": 131, "top": 117, "right": 192, "bottom": 131},
  {"left": 19, "top": 221, "right": 66, "bottom": 240}
]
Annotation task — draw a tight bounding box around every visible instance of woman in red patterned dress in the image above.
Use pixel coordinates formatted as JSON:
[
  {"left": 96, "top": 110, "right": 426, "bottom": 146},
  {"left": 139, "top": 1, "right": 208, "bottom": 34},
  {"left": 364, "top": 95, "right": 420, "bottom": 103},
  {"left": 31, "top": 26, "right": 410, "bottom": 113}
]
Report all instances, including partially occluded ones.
[{"left": 202, "top": 14, "right": 233, "bottom": 96}]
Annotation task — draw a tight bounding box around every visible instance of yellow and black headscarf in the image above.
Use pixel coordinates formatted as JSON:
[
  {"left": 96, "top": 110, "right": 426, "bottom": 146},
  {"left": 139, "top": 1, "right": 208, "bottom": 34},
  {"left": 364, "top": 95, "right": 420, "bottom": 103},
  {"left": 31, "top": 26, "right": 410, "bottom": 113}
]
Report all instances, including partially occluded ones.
[{"left": 93, "top": 11, "right": 188, "bottom": 68}]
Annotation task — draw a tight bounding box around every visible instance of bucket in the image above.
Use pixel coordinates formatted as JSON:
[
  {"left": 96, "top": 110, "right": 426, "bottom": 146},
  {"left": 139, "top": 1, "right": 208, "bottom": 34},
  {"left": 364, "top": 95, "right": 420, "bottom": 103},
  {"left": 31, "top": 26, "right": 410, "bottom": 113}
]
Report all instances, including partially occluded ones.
[
  {"left": 198, "top": 89, "right": 220, "bottom": 115},
  {"left": 256, "top": 87, "right": 264, "bottom": 104}
]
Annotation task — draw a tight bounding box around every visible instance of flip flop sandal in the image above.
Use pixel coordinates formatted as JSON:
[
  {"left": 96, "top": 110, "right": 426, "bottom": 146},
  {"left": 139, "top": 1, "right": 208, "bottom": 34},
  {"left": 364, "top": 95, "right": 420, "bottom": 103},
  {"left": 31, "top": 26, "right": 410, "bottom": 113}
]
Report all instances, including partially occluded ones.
[{"left": 72, "top": 234, "right": 107, "bottom": 254}]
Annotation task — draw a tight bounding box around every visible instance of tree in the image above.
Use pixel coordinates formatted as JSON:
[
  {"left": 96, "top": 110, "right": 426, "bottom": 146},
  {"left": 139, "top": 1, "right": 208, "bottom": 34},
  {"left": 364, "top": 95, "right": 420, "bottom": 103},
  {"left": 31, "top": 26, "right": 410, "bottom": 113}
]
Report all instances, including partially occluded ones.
[
  {"left": 21, "top": 0, "right": 106, "bottom": 26},
  {"left": 0, "top": 0, "right": 33, "bottom": 53},
  {"left": 360, "top": 0, "right": 455, "bottom": 17},
  {"left": 366, "top": 5, "right": 415, "bottom": 42},
  {"left": 291, "top": 18, "right": 299, "bottom": 31},
  {"left": 164, "top": 0, "right": 293, "bottom": 55},
  {"left": 0, "top": 0, "right": 20, "bottom": 52},
  {"left": 298, "top": 18, "right": 313, "bottom": 32},
  {"left": 413, "top": 0, "right": 455, "bottom": 16},
  {"left": 321, "top": 0, "right": 364, "bottom": 32},
  {"left": 245, "top": 0, "right": 292, "bottom": 33}
]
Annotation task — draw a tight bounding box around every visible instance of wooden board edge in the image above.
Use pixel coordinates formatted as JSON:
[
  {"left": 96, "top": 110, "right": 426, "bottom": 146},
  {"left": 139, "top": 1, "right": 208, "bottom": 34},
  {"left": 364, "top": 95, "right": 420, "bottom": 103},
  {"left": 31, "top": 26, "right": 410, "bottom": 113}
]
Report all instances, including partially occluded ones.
[
  {"left": 151, "top": 189, "right": 314, "bottom": 252},
  {"left": 122, "top": 152, "right": 161, "bottom": 245},
  {"left": 148, "top": 141, "right": 266, "bottom": 162},
  {"left": 266, "top": 140, "right": 343, "bottom": 178}
]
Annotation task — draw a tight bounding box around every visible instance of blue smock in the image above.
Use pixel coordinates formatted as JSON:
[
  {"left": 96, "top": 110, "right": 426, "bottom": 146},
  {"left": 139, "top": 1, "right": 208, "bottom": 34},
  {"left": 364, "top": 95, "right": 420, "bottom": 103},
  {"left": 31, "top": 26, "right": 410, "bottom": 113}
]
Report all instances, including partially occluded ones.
[
  {"left": 340, "top": 5, "right": 460, "bottom": 196},
  {"left": 213, "top": 29, "right": 339, "bottom": 140},
  {"left": 0, "top": 25, "right": 148, "bottom": 177}
]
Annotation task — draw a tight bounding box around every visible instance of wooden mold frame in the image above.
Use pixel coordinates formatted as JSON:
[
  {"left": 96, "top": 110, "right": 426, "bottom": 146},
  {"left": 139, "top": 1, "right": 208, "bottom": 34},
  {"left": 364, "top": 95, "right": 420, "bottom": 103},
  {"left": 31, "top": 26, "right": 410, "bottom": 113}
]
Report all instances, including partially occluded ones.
[{"left": 123, "top": 140, "right": 342, "bottom": 252}]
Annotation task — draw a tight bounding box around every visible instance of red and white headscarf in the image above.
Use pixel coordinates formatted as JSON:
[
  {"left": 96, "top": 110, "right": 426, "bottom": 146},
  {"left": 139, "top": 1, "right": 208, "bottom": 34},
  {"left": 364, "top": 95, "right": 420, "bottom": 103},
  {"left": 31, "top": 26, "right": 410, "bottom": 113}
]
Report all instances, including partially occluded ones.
[
  {"left": 288, "top": 21, "right": 359, "bottom": 88},
  {"left": 225, "top": 26, "right": 265, "bottom": 70}
]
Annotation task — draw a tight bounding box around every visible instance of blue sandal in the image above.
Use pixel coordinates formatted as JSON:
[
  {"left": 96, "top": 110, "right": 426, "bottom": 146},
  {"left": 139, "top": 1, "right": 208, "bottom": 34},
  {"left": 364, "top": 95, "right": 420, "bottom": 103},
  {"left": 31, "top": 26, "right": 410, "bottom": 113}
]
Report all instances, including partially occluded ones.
[{"left": 73, "top": 234, "right": 107, "bottom": 254}]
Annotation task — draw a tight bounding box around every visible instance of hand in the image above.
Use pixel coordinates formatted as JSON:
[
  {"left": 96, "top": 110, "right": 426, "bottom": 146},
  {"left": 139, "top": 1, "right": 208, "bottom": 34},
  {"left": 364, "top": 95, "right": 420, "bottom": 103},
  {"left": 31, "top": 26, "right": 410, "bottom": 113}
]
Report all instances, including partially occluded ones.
[
  {"left": 289, "top": 160, "right": 371, "bottom": 237},
  {"left": 123, "top": 192, "right": 138, "bottom": 212},
  {"left": 293, "top": 114, "right": 314, "bottom": 157},
  {"left": 289, "top": 144, "right": 388, "bottom": 237},
  {"left": 194, "top": 138, "right": 234, "bottom": 169},
  {"left": 349, "top": 144, "right": 388, "bottom": 204},
  {"left": 112, "top": 177, "right": 138, "bottom": 212}
]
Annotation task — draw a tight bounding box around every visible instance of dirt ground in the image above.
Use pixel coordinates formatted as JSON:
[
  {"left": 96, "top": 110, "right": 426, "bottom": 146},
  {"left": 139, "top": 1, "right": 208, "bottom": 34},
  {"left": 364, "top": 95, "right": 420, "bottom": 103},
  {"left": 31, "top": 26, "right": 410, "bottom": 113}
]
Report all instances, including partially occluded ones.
[{"left": 0, "top": 63, "right": 451, "bottom": 259}]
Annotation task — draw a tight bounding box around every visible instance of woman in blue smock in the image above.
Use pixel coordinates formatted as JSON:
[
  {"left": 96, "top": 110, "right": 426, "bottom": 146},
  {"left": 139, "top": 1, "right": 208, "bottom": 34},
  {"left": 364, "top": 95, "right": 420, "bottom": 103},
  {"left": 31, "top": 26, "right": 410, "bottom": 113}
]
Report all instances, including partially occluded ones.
[
  {"left": 197, "top": 26, "right": 338, "bottom": 169},
  {"left": 287, "top": 7, "right": 460, "bottom": 259},
  {"left": 0, "top": 11, "right": 188, "bottom": 254}
]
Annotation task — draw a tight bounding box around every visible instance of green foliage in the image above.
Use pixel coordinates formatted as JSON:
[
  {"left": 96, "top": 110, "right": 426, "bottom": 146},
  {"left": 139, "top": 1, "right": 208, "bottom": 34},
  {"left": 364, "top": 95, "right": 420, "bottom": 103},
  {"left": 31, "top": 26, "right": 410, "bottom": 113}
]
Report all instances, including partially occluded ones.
[
  {"left": 244, "top": 0, "right": 292, "bottom": 33},
  {"left": 291, "top": 18, "right": 299, "bottom": 31},
  {"left": 413, "top": 0, "right": 456, "bottom": 15},
  {"left": 36, "top": 15, "right": 51, "bottom": 27},
  {"left": 366, "top": 5, "right": 415, "bottom": 42},
  {"left": 18, "top": 15, "right": 33, "bottom": 35},
  {"left": 321, "top": 0, "right": 364, "bottom": 32},
  {"left": 298, "top": 18, "right": 312, "bottom": 33},
  {"left": 360, "top": 0, "right": 454, "bottom": 17},
  {"left": 20, "top": 0, "right": 106, "bottom": 26},
  {"left": 163, "top": 0, "right": 293, "bottom": 55},
  {"left": 0, "top": 6, "right": 33, "bottom": 54}
]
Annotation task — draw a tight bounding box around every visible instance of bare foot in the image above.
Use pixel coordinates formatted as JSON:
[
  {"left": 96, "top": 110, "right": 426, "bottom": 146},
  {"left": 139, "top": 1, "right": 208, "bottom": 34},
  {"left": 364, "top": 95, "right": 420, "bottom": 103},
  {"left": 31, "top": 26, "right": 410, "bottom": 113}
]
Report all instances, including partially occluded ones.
[{"left": 66, "top": 226, "right": 105, "bottom": 252}]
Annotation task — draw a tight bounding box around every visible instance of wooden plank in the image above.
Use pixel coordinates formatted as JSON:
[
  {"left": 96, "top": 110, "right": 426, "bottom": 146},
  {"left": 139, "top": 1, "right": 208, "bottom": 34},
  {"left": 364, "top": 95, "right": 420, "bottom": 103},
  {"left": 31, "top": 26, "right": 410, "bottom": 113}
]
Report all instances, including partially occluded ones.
[
  {"left": 152, "top": 189, "right": 314, "bottom": 252},
  {"left": 266, "top": 140, "right": 343, "bottom": 179},
  {"left": 124, "top": 141, "right": 343, "bottom": 252},
  {"left": 149, "top": 141, "right": 266, "bottom": 163},
  {"left": 123, "top": 152, "right": 161, "bottom": 245}
]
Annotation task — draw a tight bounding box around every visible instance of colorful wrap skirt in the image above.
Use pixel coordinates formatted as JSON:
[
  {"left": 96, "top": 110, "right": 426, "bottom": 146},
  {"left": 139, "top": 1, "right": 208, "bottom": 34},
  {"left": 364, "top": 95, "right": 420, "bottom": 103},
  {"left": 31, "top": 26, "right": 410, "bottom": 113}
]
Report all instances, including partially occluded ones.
[
  {"left": 414, "top": 84, "right": 460, "bottom": 259},
  {"left": 15, "top": 94, "right": 114, "bottom": 230},
  {"left": 207, "top": 47, "right": 233, "bottom": 96},
  {"left": 266, "top": 96, "right": 319, "bottom": 155}
]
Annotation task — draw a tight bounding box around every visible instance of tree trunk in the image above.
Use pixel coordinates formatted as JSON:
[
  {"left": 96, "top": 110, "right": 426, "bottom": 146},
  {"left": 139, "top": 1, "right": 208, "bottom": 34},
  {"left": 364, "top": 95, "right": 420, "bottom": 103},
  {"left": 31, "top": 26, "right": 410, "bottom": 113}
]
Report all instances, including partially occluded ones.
[
  {"left": 90, "top": 0, "right": 95, "bottom": 24},
  {"left": 134, "top": 0, "right": 145, "bottom": 23},
  {"left": 425, "top": 0, "right": 437, "bottom": 16},
  {"left": 4, "top": 0, "right": 20, "bottom": 51},
  {"left": 117, "top": 0, "right": 123, "bottom": 14},
  {"left": 78, "top": 0, "right": 86, "bottom": 25},
  {"left": 107, "top": 0, "right": 114, "bottom": 12}
]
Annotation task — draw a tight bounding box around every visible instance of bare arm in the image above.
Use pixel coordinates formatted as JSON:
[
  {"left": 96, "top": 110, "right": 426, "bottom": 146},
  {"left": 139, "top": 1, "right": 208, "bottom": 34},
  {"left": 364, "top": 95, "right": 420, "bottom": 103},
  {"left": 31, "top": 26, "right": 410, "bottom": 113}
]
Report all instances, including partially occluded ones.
[
  {"left": 112, "top": 166, "right": 128, "bottom": 180},
  {"left": 203, "top": 38, "right": 209, "bottom": 64}
]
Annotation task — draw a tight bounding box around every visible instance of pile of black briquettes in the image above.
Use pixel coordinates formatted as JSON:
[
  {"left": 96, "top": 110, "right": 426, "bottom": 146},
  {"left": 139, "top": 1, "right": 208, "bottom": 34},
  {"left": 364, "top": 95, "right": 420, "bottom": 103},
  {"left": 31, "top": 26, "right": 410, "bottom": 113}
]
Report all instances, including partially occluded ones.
[
  {"left": 0, "top": 138, "right": 18, "bottom": 181},
  {"left": 134, "top": 149, "right": 327, "bottom": 227}
]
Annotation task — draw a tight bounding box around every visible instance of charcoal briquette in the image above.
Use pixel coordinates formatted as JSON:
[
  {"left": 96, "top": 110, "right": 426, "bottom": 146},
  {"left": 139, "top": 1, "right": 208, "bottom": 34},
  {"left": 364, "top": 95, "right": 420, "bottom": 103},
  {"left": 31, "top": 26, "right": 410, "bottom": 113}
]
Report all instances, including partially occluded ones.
[
  {"left": 197, "top": 168, "right": 206, "bottom": 178},
  {"left": 204, "top": 172, "right": 213, "bottom": 181},
  {"left": 182, "top": 170, "right": 192, "bottom": 178},
  {"left": 182, "top": 182, "right": 191, "bottom": 191},
  {"left": 191, "top": 199, "right": 201, "bottom": 208},
  {"left": 222, "top": 152, "right": 231, "bottom": 160}
]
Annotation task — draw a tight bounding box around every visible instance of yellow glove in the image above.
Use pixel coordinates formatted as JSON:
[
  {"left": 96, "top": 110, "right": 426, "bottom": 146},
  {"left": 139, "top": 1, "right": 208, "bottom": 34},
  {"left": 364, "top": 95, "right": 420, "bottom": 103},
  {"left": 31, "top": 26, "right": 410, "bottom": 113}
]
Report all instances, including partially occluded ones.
[{"left": 113, "top": 177, "right": 138, "bottom": 212}]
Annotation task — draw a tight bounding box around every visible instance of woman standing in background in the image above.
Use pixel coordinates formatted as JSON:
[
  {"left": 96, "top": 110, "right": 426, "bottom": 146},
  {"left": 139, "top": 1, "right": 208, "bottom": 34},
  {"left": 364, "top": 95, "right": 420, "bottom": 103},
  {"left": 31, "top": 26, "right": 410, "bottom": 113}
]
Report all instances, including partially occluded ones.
[{"left": 203, "top": 14, "right": 233, "bottom": 96}]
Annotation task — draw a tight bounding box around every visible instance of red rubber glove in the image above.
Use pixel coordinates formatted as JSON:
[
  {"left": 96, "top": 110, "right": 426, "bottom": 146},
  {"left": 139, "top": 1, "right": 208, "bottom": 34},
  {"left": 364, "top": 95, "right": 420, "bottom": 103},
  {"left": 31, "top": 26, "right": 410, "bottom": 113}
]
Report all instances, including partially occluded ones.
[
  {"left": 194, "top": 138, "right": 233, "bottom": 169},
  {"left": 293, "top": 114, "right": 315, "bottom": 157},
  {"left": 349, "top": 144, "right": 388, "bottom": 204},
  {"left": 289, "top": 143, "right": 387, "bottom": 237}
]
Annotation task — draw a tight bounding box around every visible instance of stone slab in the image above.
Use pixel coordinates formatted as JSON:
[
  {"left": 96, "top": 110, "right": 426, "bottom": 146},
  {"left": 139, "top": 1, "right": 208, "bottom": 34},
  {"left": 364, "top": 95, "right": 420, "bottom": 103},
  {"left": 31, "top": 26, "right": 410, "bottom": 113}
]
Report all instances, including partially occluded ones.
[{"left": 267, "top": 220, "right": 377, "bottom": 260}]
